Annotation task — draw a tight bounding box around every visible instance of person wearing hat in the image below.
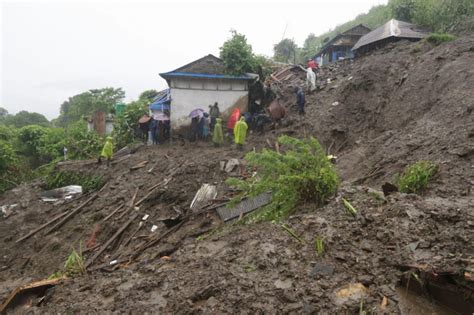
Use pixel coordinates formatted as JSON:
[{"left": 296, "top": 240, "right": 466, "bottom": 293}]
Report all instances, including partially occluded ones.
[{"left": 98, "top": 136, "right": 114, "bottom": 166}]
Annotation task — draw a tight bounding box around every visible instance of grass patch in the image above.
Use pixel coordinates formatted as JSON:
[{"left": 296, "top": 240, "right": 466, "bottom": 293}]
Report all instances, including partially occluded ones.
[
  {"left": 315, "top": 237, "right": 325, "bottom": 256},
  {"left": 226, "top": 136, "right": 338, "bottom": 222},
  {"left": 426, "top": 33, "right": 456, "bottom": 45},
  {"left": 45, "top": 170, "right": 103, "bottom": 193},
  {"left": 64, "top": 245, "right": 85, "bottom": 276},
  {"left": 396, "top": 161, "right": 437, "bottom": 194}
]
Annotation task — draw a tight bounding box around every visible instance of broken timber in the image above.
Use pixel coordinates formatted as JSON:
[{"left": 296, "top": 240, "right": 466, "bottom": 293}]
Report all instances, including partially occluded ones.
[
  {"left": 102, "top": 204, "right": 124, "bottom": 222},
  {"left": 16, "top": 211, "right": 69, "bottom": 243},
  {"left": 85, "top": 212, "right": 138, "bottom": 269},
  {"left": 0, "top": 277, "right": 64, "bottom": 314},
  {"left": 45, "top": 193, "right": 98, "bottom": 235}
]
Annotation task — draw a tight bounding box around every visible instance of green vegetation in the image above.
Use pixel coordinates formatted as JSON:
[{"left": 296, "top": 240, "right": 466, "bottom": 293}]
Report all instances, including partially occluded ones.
[
  {"left": 396, "top": 161, "right": 437, "bottom": 194},
  {"left": 220, "top": 30, "right": 273, "bottom": 76},
  {"left": 289, "top": 0, "right": 473, "bottom": 61},
  {"left": 342, "top": 198, "right": 358, "bottom": 216},
  {"left": 226, "top": 136, "right": 338, "bottom": 222},
  {"left": 281, "top": 224, "right": 305, "bottom": 243},
  {"left": 45, "top": 170, "right": 103, "bottom": 193},
  {"left": 64, "top": 246, "right": 85, "bottom": 276},
  {"left": 426, "top": 33, "right": 457, "bottom": 45},
  {"left": 315, "top": 237, "right": 325, "bottom": 256},
  {"left": 57, "top": 87, "right": 125, "bottom": 127}
]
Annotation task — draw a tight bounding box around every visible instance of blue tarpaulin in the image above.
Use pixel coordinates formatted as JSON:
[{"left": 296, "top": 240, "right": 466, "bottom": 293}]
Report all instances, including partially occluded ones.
[{"left": 149, "top": 89, "right": 171, "bottom": 111}]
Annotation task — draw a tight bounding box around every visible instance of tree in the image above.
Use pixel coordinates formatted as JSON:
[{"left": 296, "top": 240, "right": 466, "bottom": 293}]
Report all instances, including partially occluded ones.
[
  {"left": 58, "top": 87, "right": 125, "bottom": 126},
  {"left": 139, "top": 90, "right": 160, "bottom": 103},
  {"left": 273, "top": 38, "right": 299, "bottom": 63},
  {"left": 0, "top": 107, "right": 8, "bottom": 118},
  {"left": 220, "top": 30, "right": 256, "bottom": 75},
  {"left": 2, "top": 110, "right": 49, "bottom": 128},
  {"left": 302, "top": 33, "right": 321, "bottom": 61},
  {"left": 389, "top": 0, "right": 415, "bottom": 21}
]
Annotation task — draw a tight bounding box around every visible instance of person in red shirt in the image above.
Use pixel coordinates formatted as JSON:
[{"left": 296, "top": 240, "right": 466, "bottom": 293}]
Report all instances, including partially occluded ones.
[{"left": 307, "top": 59, "right": 318, "bottom": 72}]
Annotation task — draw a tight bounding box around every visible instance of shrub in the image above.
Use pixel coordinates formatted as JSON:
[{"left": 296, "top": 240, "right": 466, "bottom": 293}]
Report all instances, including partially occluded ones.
[
  {"left": 426, "top": 33, "right": 457, "bottom": 45},
  {"left": 396, "top": 161, "right": 437, "bottom": 194},
  {"left": 0, "top": 140, "right": 17, "bottom": 172},
  {"left": 226, "top": 136, "right": 339, "bottom": 222},
  {"left": 44, "top": 170, "right": 103, "bottom": 193},
  {"left": 113, "top": 101, "right": 148, "bottom": 148}
]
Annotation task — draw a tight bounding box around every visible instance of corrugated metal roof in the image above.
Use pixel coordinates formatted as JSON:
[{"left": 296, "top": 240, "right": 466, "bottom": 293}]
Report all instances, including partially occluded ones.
[
  {"left": 159, "top": 54, "right": 257, "bottom": 81},
  {"left": 352, "top": 19, "right": 429, "bottom": 51}
]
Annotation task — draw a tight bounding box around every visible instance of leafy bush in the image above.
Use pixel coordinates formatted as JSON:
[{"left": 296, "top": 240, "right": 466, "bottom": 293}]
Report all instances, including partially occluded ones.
[
  {"left": 226, "top": 136, "right": 339, "bottom": 222},
  {"left": 0, "top": 140, "right": 17, "bottom": 172},
  {"left": 426, "top": 33, "right": 457, "bottom": 45},
  {"left": 45, "top": 170, "right": 103, "bottom": 193},
  {"left": 38, "top": 128, "right": 67, "bottom": 161},
  {"left": 113, "top": 100, "right": 148, "bottom": 148},
  {"left": 396, "top": 161, "right": 437, "bottom": 194},
  {"left": 65, "top": 121, "right": 102, "bottom": 159}
]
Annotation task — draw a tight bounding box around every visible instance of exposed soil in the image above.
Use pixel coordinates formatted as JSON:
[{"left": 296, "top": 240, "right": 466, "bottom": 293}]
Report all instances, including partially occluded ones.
[{"left": 1, "top": 35, "right": 473, "bottom": 314}]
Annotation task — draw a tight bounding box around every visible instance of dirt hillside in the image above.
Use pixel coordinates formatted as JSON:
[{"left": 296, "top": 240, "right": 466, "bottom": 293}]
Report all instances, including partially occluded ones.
[{"left": 0, "top": 35, "right": 473, "bottom": 314}]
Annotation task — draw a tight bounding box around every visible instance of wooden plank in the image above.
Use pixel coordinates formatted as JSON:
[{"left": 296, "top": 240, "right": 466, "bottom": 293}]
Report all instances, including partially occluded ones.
[
  {"left": 102, "top": 204, "right": 124, "bottom": 222},
  {"left": 45, "top": 193, "right": 98, "bottom": 235},
  {"left": 85, "top": 212, "right": 138, "bottom": 269},
  {"left": 16, "top": 211, "right": 69, "bottom": 243},
  {"left": 0, "top": 277, "right": 64, "bottom": 313}
]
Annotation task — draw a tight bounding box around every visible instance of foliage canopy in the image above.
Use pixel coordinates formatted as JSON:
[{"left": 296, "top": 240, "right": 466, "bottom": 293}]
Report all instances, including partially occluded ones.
[{"left": 226, "top": 136, "right": 339, "bottom": 222}]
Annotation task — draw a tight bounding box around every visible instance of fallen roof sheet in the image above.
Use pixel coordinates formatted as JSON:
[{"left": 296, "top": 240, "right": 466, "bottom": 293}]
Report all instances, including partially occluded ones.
[
  {"left": 216, "top": 192, "right": 272, "bottom": 223},
  {"left": 352, "top": 19, "right": 429, "bottom": 51}
]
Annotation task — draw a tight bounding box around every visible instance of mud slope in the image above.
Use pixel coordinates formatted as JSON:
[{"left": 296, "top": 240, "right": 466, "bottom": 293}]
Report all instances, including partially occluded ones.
[{"left": 0, "top": 36, "right": 473, "bottom": 314}]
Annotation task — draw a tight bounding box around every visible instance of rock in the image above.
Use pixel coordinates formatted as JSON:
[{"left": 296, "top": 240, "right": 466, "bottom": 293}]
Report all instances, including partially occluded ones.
[
  {"left": 274, "top": 278, "right": 292, "bottom": 289},
  {"left": 309, "top": 263, "right": 334, "bottom": 279},
  {"left": 382, "top": 182, "right": 398, "bottom": 196},
  {"left": 334, "top": 283, "right": 368, "bottom": 306}
]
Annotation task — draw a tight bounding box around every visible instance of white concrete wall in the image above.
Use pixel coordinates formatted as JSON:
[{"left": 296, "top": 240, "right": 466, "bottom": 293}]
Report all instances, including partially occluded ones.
[{"left": 169, "top": 77, "right": 248, "bottom": 129}]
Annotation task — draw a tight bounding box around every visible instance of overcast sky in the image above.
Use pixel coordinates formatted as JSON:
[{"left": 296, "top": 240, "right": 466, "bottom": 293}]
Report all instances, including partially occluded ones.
[{"left": 1, "top": 0, "right": 387, "bottom": 119}]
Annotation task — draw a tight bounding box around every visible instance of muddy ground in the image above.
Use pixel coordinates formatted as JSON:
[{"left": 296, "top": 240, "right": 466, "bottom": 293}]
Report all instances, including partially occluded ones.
[{"left": 0, "top": 35, "right": 473, "bottom": 314}]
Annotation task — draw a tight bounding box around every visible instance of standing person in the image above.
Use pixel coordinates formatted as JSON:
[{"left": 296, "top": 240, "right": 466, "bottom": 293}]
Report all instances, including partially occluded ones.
[
  {"left": 138, "top": 115, "right": 151, "bottom": 144},
  {"left": 307, "top": 58, "right": 317, "bottom": 72},
  {"left": 150, "top": 118, "right": 159, "bottom": 144},
  {"left": 233, "top": 117, "right": 248, "bottom": 151},
  {"left": 98, "top": 136, "right": 114, "bottom": 166},
  {"left": 306, "top": 67, "right": 316, "bottom": 93},
  {"left": 189, "top": 116, "right": 199, "bottom": 142},
  {"left": 212, "top": 118, "right": 224, "bottom": 147},
  {"left": 295, "top": 86, "right": 306, "bottom": 115},
  {"left": 202, "top": 113, "right": 211, "bottom": 140},
  {"left": 227, "top": 108, "right": 240, "bottom": 136},
  {"left": 197, "top": 114, "right": 206, "bottom": 140},
  {"left": 209, "top": 102, "right": 220, "bottom": 130}
]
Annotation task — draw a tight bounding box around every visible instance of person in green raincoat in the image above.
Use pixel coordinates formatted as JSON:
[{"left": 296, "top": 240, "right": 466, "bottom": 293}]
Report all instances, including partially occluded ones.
[
  {"left": 98, "top": 136, "right": 114, "bottom": 166},
  {"left": 233, "top": 117, "right": 248, "bottom": 150},
  {"left": 212, "top": 118, "right": 224, "bottom": 147}
]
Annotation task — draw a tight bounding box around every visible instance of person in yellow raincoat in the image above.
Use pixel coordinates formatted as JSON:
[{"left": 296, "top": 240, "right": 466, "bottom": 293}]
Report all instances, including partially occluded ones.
[
  {"left": 98, "top": 136, "right": 114, "bottom": 166},
  {"left": 233, "top": 117, "right": 248, "bottom": 150},
  {"left": 212, "top": 118, "right": 224, "bottom": 147}
]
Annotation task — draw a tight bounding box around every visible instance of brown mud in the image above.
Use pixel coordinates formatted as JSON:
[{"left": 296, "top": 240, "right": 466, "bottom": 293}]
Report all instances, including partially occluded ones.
[{"left": 1, "top": 35, "right": 473, "bottom": 314}]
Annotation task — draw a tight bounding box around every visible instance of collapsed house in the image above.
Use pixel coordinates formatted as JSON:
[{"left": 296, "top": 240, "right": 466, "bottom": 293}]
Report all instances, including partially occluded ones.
[
  {"left": 314, "top": 24, "right": 372, "bottom": 64},
  {"left": 352, "top": 19, "right": 430, "bottom": 54},
  {"left": 159, "top": 54, "right": 257, "bottom": 131}
]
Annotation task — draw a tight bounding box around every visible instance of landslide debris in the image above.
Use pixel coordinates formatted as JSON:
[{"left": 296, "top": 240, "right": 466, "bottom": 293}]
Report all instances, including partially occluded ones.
[{"left": 1, "top": 36, "right": 473, "bottom": 314}]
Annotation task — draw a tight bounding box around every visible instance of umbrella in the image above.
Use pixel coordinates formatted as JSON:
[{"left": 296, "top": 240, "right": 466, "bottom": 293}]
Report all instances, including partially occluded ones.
[
  {"left": 153, "top": 112, "right": 170, "bottom": 121},
  {"left": 138, "top": 115, "right": 151, "bottom": 124},
  {"left": 188, "top": 108, "right": 205, "bottom": 118}
]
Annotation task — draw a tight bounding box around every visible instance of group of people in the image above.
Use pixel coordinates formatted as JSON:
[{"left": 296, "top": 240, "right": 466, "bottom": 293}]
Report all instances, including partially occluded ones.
[
  {"left": 188, "top": 102, "right": 249, "bottom": 150},
  {"left": 138, "top": 115, "right": 170, "bottom": 145},
  {"left": 98, "top": 60, "right": 320, "bottom": 163}
]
